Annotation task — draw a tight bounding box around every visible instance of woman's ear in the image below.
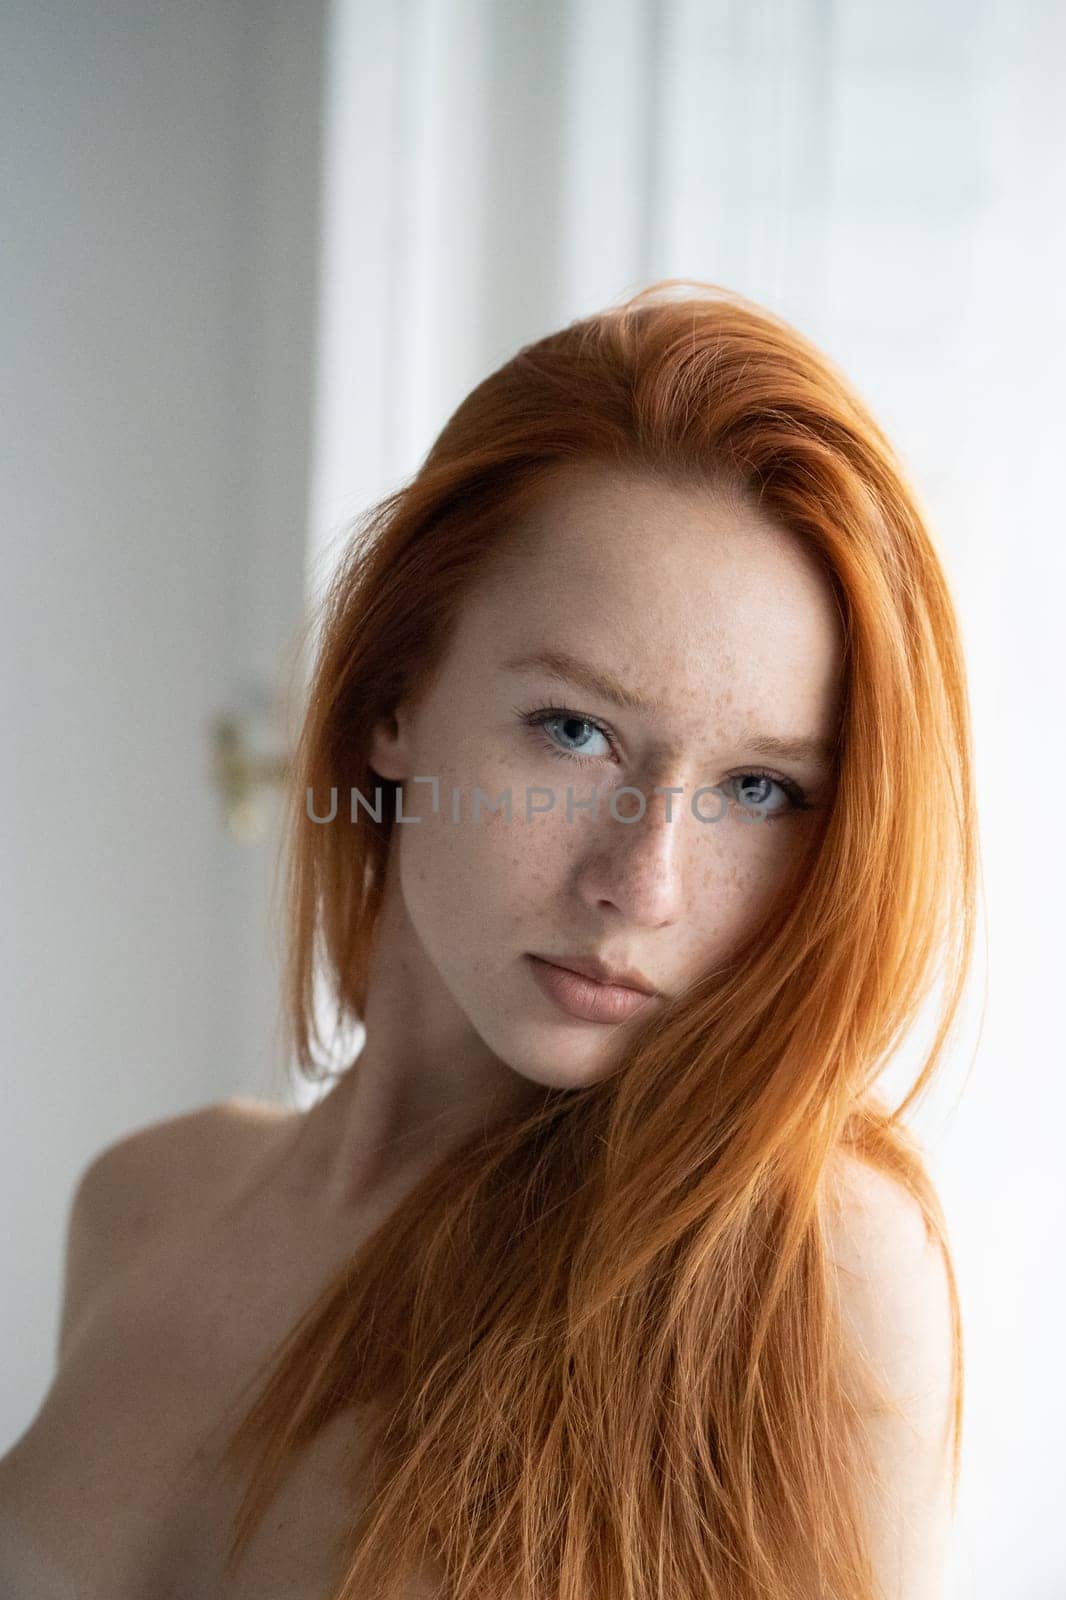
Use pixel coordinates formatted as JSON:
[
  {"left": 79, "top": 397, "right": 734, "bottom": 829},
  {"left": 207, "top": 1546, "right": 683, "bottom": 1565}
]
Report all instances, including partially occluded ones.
[{"left": 367, "top": 707, "right": 411, "bottom": 782}]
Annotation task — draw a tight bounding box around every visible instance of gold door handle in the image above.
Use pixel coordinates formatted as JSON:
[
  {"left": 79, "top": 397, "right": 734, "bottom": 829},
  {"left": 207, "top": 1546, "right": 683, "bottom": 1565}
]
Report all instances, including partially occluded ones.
[{"left": 209, "top": 696, "right": 291, "bottom": 844}]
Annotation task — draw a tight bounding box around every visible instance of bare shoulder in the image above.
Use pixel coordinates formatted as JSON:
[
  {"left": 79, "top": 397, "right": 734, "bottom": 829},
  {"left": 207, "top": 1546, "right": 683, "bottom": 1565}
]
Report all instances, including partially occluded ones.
[
  {"left": 821, "top": 1149, "right": 955, "bottom": 1414},
  {"left": 66, "top": 1094, "right": 293, "bottom": 1239},
  {"left": 821, "top": 1149, "right": 958, "bottom": 1599},
  {"left": 58, "top": 1095, "right": 295, "bottom": 1359}
]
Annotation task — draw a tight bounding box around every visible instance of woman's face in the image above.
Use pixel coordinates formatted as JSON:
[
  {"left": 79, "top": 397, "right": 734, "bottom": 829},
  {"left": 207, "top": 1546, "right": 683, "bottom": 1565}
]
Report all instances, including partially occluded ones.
[{"left": 369, "top": 464, "right": 843, "bottom": 1091}]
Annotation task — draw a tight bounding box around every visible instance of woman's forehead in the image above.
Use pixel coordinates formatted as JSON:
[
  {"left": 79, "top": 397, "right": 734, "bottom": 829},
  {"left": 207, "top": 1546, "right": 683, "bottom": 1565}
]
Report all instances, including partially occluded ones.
[
  {"left": 438, "top": 492, "right": 844, "bottom": 767},
  {"left": 488, "top": 466, "right": 825, "bottom": 616},
  {"left": 466, "top": 473, "right": 844, "bottom": 716}
]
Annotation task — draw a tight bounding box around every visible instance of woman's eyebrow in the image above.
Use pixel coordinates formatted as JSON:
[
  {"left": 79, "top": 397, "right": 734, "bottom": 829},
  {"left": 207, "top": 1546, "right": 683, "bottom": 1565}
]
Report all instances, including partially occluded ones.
[
  {"left": 502, "top": 648, "right": 836, "bottom": 769},
  {"left": 740, "top": 732, "right": 836, "bottom": 767},
  {"left": 503, "top": 648, "right": 663, "bottom": 715}
]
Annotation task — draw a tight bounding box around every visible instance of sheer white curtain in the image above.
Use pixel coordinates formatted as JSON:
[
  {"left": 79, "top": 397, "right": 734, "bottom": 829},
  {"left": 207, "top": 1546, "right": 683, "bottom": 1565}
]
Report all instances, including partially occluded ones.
[{"left": 308, "top": 3, "right": 1066, "bottom": 1592}]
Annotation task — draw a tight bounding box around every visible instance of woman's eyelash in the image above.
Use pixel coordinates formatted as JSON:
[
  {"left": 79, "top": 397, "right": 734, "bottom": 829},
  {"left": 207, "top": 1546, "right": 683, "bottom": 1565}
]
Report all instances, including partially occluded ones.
[
  {"left": 514, "top": 703, "right": 817, "bottom": 815},
  {"left": 517, "top": 702, "right": 617, "bottom": 761},
  {"left": 729, "top": 770, "right": 815, "bottom": 814}
]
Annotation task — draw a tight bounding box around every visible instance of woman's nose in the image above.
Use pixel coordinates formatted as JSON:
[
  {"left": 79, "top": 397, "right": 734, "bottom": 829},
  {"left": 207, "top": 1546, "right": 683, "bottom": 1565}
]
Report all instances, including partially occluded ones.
[{"left": 575, "top": 783, "right": 688, "bottom": 927}]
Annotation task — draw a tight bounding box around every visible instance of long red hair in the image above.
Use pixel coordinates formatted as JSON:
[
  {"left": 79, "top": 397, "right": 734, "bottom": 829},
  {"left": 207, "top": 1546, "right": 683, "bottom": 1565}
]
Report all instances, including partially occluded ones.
[{"left": 219, "top": 281, "right": 978, "bottom": 1598}]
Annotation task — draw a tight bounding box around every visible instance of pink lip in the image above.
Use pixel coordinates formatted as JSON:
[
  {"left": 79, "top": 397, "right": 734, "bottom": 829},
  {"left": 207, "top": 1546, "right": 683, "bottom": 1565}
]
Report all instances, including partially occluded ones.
[{"left": 525, "top": 955, "right": 658, "bottom": 1025}]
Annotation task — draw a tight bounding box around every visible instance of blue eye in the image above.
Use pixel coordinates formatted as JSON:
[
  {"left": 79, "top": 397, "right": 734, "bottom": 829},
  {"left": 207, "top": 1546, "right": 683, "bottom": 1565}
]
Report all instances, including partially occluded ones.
[
  {"left": 724, "top": 772, "right": 813, "bottom": 818},
  {"left": 519, "top": 704, "right": 614, "bottom": 764}
]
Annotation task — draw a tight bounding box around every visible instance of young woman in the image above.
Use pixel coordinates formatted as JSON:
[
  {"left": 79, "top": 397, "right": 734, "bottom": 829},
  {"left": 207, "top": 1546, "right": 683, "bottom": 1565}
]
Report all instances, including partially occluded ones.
[{"left": 0, "top": 281, "right": 977, "bottom": 1600}]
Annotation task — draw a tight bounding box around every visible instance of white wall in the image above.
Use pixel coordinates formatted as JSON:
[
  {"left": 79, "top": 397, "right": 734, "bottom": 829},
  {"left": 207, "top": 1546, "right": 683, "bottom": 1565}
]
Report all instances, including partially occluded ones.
[
  {"left": 0, "top": 1, "right": 324, "bottom": 1448},
  {"left": 312, "top": 2, "right": 1065, "bottom": 1593}
]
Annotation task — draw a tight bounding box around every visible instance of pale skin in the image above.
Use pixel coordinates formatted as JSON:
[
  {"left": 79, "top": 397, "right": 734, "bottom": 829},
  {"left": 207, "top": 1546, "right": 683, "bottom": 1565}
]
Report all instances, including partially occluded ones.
[{"left": 0, "top": 465, "right": 956, "bottom": 1598}]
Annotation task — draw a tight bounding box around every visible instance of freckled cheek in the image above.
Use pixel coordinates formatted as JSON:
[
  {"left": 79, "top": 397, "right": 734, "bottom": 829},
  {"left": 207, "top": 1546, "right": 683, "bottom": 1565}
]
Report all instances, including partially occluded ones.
[
  {"left": 727, "top": 819, "right": 802, "bottom": 883},
  {"left": 683, "top": 827, "right": 802, "bottom": 944},
  {"left": 473, "top": 803, "right": 580, "bottom": 896},
  {"left": 401, "top": 792, "right": 565, "bottom": 932}
]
